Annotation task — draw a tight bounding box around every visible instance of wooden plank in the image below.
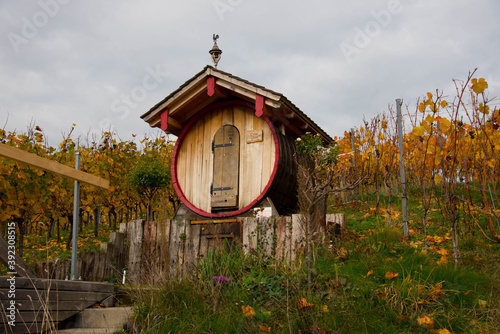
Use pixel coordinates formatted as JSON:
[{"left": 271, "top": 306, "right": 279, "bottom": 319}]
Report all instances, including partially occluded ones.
[
  {"left": 208, "top": 110, "right": 223, "bottom": 211},
  {"left": 0, "top": 143, "right": 109, "bottom": 190},
  {"left": 291, "top": 214, "right": 305, "bottom": 261},
  {"left": 191, "top": 219, "right": 238, "bottom": 225},
  {"left": 193, "top": 118, "right": 204, "bottom": 210},
  {"left": 275, "top": 217, "right": 285, "bottom": 261},
  {"left": 158, "top": 220, "right": 171, "bottom": 277},
  {"left": 181, "top": 219, "right": 193, "bottom": 277},
  {"left": 0, "top": 277, "right": 113, "bottom": 293},
  {"left": 198, "top": 224, "right": 210, "bottom": 259},
  {"left": 126, "top": 220, "right": 144, "bottom": 284},
  {"left": 188, "top": 119, "right": 199, "bottom": 206},
  {"left": 205, "top": 234, "right": 234, "bottom": 239},
  {"left": 0, "top": 289, "right": 112, "bottom": 302},
  {"left": 1, "top": 299, "right": 95, "bottom": 311},
  {"left": 177, "top": 220, "right": 188, "bottom": 275},
  {"left": 239, "top": 108, "right": 253, "bottom": 208},
  {"left": 284, "top": 216, "right": 292, "bottom": 263},
  {"left": 259, "top": 217, "right": 274, "bottom": 256},
  {"left": 222, "top": 106, "right": 234, "bottom": 125},
  {"left": 249, "top": 111, "right": 263, "bottom": 201},
  {"left": 200, "top": 112, "right": 213, "bottom": 212},
  {"left": 232, "top": 106, "right": 246, "bottom": 209},
  {"left": 184, "top": 132, "right": 194, "bottom": 204},
  {"left": 242, "top": 217, "right": 257, "bottom": 255},
  {"left": 0, "top": 237, "right": 39, "bottom": 279},
  {"left": 141, "top": 221, "right": 156, "bottom": 283},
  {"left": 184, "top": 224, "right": 201, "bottom": 275},
  {"left": 176, "top": 131, "right": 188, "bottom": 202},
  {"left": 262, "top": 120, "right": 274, "bottom": 188},
  {"left": 168, "top": 219, "right": 186, "bottom": 277},
  {"left": 168, "top": 219, "right": 179, "bottom": 276}
]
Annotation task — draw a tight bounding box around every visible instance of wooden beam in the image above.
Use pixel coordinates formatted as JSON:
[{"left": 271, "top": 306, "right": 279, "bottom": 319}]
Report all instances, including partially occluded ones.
[
  {"left": 191, "top": 219, "right": 238, "bottom": 225},
  {"left": 205, "top": 234, "right": 234, "bottom": 239},
  {"left": 215, "top": 80, "right": 282, "bottom": 109},
  {"left": 168, "top": 84, "right": 207, "bottom": 118},
  {"left": 262, "top": 108, "right": 304, "bottom": 138},
  {"left": 0, "top": 143, "right": 110, "bottom": 190},
  {"left": 142, "top": 72, "right": 207, "bottom": 123},
  {"left": 207, "top": 67, "right": 282, "bottom": 102}
]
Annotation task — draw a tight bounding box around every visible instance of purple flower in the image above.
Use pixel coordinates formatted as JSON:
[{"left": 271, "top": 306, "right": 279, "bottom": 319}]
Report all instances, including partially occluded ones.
[{"left": 213, "top": 276, "right": 230, "bottom": 284}]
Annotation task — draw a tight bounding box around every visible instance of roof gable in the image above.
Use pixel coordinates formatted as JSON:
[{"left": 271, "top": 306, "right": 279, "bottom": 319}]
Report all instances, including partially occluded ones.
[{"left": 141, "top": 66, "right": 333, "bottom": 144}]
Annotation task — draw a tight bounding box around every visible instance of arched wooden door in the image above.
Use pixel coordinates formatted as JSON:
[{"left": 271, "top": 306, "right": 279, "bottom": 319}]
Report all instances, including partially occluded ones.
[{"left": 211, "top": 125, "right": 240, "bottom": 210}]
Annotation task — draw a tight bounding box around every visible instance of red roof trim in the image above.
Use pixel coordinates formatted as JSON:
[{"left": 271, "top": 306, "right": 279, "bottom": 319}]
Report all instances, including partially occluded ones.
[
  {"left": 207, "top": 76, "right": 215, "bottom": 97},
  {"left": 255, "top": 94, "right": 264, "bottom": 117},
  {"left": 160, "top": 108, "right": 169, "bottom": 131}
]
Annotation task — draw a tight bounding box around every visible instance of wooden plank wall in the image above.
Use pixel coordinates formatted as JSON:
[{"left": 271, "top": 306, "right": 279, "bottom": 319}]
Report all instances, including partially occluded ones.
[
  {"left": 176, "top": 105, "right": 276, "bottom": 213},
  {"left": 33, "top": 215, "right": 346, "bottom": 283},
  {"left": 0, "top": 278, "right": 113, "bottom": 334}
]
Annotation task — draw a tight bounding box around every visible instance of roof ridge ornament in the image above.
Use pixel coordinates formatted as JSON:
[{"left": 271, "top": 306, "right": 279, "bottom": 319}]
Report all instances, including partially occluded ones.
[{"left": 209, "top": 34, "right": 222, "bottom": 68}]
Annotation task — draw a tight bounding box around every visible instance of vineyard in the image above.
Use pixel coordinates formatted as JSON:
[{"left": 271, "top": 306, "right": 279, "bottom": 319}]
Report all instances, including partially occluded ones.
[
  {"left": 0, "top": 70, "right": 499, "bottom": 272},
  {"left": 334, "top": 71, "right": 500, "bottom": 253},
  {"left": 0, "top": 127, "right": 177, "bottom": 266}
]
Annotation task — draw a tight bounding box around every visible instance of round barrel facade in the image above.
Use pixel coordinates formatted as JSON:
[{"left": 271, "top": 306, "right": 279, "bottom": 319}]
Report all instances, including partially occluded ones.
[{"left": 171, "top": 100, "right": 297, "bottom": 218}]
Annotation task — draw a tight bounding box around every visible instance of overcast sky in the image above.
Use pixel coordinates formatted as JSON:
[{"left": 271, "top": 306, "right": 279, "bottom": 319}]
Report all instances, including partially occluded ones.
[{"left": 1, "top": 0, "right": 499, "bottom": 146}]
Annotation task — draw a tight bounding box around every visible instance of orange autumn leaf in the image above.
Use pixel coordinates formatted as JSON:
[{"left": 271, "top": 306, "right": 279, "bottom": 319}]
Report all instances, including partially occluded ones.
[
  {"left": 436, "top": 329, "right": 452, "bottom": 334},
  {"left": 437, "top": 256, "right": 448, "bottom": 266},
  {"left": 241, "top": 305, "right": 255, "bottom": 318},
  {"left": 298, "top": 297, "right": 314, "bottom": 309},
  {"left": 417, "top": 315, "right": 434, "bottom": 329},
  {"left": 471, "top": 78, "right": 488, "bottom": 94},
  {"left": 362, "top": 269, "right": 375, "bottom": 278},
  {"left": 258, "top": 325, "right": 271, "bottom": 333},
  {"left": 435, "top": 248, "right": 450, "bottom": 256},
  {"left": 385, "top": 271, "right": 399, "bottom": 279}
]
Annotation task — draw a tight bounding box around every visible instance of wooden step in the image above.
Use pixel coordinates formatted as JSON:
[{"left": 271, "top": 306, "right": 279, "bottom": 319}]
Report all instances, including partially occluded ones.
[{"left": 57, "top": 306, "right": 134, "bottom": 333}]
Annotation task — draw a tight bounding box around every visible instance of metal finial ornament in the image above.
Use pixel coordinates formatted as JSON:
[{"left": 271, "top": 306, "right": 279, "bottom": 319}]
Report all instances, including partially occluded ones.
[{"left": 209, "top": 34, "right": 222, "bottom": 68}]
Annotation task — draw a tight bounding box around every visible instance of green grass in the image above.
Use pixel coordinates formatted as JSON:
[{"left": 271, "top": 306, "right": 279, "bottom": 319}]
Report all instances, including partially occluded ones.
[
  {"left": 123, "top": 192, "right": 500, "bottom": 333},
  {"left": 128, "top": 219, "right": 500, "bottom": 333},
  {"left": 6, "top": 189, "right": 498, "bottom": 333}
]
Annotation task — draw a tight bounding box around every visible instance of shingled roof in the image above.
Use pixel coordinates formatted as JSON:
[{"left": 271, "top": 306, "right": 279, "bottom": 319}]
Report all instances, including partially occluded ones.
[{"left": 141, "top": 65, "right": 333, "bottom": 144}]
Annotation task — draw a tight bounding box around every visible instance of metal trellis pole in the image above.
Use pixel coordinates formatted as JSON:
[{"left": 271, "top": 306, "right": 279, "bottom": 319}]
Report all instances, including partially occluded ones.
[
  {"left": 396, "top": 99, "right": 409, "bottom": 240},
  {"left": 71, "top": 152, "right": 81, "bottom": 280}
]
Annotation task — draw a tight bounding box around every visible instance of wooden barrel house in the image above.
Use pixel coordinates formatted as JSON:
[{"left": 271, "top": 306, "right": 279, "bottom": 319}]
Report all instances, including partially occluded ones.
[{"left": 141, "top": 65, "right": 333, "bottom": 218}]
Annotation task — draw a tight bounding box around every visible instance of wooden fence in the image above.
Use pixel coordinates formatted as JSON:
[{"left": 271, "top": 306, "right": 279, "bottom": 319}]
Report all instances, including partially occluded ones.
[{"left": 36, "top": 214, "right": 345, "bottom": 284}]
